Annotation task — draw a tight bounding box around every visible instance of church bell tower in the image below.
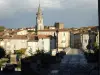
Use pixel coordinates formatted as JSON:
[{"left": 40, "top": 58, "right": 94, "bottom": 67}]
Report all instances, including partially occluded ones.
[{"left": 36, "top": 2, "right": 44, "bottom": 33}]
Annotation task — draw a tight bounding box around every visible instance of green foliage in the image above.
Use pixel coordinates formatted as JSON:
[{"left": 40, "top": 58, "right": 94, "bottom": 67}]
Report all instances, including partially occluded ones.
[
  {"left": 28, "top": 48, "right": 34, "bottom": 56},
  {"left": 27, "top": 30, "right": 34, "bottom": 32},
  {"left": 38, "top": 50, "right": 44, "bottom": 53},
  {"left": 0, "top": 58, "right": 9, "bottom": 67},
  {"left": 93, "top": 42, "right": 99, "bottom": 50},
  {"left": 17, "top": 61, "right": 21, "bottom": 68},
  {"left": 85, "top": 42, "right": 99, "bottom": 63},
  {"left": 22, "top": 50, "right": 62, "bottom": 71},
  {"left": 0, "top": 26, "right": 5, "bottom": 32},
  {"left": 15, "top": 48, "right": 26, "bottom": 55},
  {"left": 0, "top": 47, "right": 6, "bottom": 59},
  {"left": 35, "top": 49, "right": 45, "bottom": 55}
]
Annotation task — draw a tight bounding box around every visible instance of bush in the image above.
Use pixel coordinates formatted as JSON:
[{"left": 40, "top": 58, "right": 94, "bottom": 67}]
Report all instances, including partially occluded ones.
[
  {"left": 0, "top": 58, "right": 9, "bottom": 67},
  {"left": 0, "top": 47, "right": 6, "bottom": 59},
  {"left": 56, "top": 51, "right": 66, "bottom": 58},
  {"left": 17, "top": 61, "right": 21, "bottom": 68},
  {"left": 15, "top": 48, "right": 26, "bottom": 55}
]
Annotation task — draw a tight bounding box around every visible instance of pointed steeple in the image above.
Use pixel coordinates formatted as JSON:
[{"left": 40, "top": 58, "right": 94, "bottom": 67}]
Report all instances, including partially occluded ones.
[
  {"left": 35, "top": 0, "right": 44, "bottom": 31},
  {"left": 37, "top": 0, "right": 42, "bottom": 15}
]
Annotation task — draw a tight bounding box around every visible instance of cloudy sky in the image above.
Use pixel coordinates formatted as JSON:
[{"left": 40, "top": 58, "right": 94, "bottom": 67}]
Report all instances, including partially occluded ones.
[{"left": 0, "top": 0, "right": 98, "bottom": 28}]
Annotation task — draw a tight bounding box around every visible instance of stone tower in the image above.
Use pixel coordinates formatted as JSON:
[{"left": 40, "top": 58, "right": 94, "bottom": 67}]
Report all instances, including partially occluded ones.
[{"left": 36, "top": 3, "right": 44, "bottom": 32}]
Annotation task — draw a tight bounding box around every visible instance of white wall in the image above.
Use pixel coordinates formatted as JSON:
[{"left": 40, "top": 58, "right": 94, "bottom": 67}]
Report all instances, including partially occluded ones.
[
  {"left": 10, "top": 39, "right": 28, "bottom": 50},
  {"left": 1, "top": 39, "right": 28, "bottom": 54},
  {"left": 1, "top": 36, "right": 56, "bottom": 55},
  {"left": 38, "top": 38, "right": 50, "bottom": 52},
  {"left": 26, "top": 41, "right": 38, "bottom": 56},
  {"left": 58, "top": 32, "right": 70, "bottom": 48},
  {"left": 81, "top": 34, "right": 89, "bottom": 49},
  {"left": 17, "top": 30, "right": 28, "bottom": 35},
  {"left": 25, "top": 37, "right": 56, "bottom": 56},
  {"left": 0, "top": 41, "right": 5, "bottom": 48},
  {"left": 38, "top": 31, "right": 70, "bottom": 48}
]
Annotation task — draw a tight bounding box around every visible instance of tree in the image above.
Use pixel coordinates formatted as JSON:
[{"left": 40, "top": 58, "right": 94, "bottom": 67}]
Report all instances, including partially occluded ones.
[
  {"left": 0, "top": 47, "right": 6, "bottom": 59},
  {"left": 15, "top": 48, "right": 26, "bottom": 55},
  {"left": 27, "top": 30, "right": 34, "bottom": 32},
  {"left": 93, "top": 42, "right": 99, "bottom": 51},
  {"left": 28, "top": 48, "right": 34, "bottom": 56},
  {"left": 0, "top": 26, "right": 5, "bottom": 32}
]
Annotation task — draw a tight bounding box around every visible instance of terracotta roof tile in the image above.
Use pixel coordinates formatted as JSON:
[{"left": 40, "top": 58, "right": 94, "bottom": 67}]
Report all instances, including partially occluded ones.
[
  {"left": 0, "top": 32, "right": 4, "bottom": 36},
  {"left": 3, "top": 35, "right": 27, "bottom": 39},
  {"left": 38, "top": 29, "right": 69, "bottom": 32},
  {"left": 2, "top": 34, "right": 52, "bottom": 40}
]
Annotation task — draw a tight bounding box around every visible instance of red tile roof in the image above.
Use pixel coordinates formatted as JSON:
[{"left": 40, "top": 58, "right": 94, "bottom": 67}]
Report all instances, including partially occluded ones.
[
  {"left": 38, "top": 29, "right": 69, "bottom": 32},
  {"left": 2, "top": 34, "right": 52, "bottom": 40}
]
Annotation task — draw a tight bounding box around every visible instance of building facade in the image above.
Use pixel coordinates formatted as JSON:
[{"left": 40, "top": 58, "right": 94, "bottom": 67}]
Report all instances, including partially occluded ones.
[
  {"left": 38, "top": 29, "right": 70, "bottom": 48},
  {"left": 17, "top": 30, "right": 28, "bottom": 35},
  {"left": 25, "top": 35, "right": 56, "bottom": 56},
  {"left": 54, "top": 22, "right": 64, "bottom": 29},
  {"left": 96, "top": 30, "right": 99, "bottom": 46},
  {"left": 70, "top": 32, "right": 81, "bottom": 49},
  {"left": 81, "top": 33, "right": 89, "bottom": 50}
]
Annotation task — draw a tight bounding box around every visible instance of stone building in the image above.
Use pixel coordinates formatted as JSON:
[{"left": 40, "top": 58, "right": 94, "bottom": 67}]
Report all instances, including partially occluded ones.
[
  {"left": 0, "top": 34, "right": 56, "bottom": 55},
  {"left": 70, "top": 32, "right": 81, "bottom": 49},
  {"left": 38, "top": 29, "right": 70, "bottom": 49},
  {"left": 25, "top": 35, "right": 56, "bottom": 56},
  {"left": 54, "top": 22, "right": 64, "bottom": 29}
]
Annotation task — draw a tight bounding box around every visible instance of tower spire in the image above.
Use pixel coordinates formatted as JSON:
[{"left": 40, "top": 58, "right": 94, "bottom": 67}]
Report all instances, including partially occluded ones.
[
  {"left": 36, "top": 0, "right": 44, "bottom": 32},
  {"left": 37, "top": 0, "right": 42, "bottom": 15},
  {"left": 39, "top": 0, "right": 40, "bottom": 6}
]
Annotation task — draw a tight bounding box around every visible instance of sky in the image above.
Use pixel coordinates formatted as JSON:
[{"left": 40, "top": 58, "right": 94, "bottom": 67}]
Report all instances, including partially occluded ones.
[{"left": 0, "top": 0, "right": 98, "bottom": 28}]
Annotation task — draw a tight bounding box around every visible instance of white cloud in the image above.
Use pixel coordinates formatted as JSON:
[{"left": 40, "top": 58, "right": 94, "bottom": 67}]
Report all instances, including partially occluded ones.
[{"left": 0, "top": 0, "right": 98, "bottom": 19}]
